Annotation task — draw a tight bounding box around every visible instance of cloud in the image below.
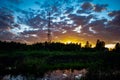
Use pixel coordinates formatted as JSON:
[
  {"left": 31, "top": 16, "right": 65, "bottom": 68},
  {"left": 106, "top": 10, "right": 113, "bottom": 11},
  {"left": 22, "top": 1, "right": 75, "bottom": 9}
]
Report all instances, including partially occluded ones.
[
  {"left": 89, "top": 19, "right": 107, "bottom": 26},
  {"left": 21, "top": 30, "right": 39, "bottom": 35},
  {"left": 15, "top": 29, "right": 47, "bottom": 43},
  {"left": 0, "top": 0, "right": 120, "bottom": 44},
  {"left": 81, "top": 2, "right": 94, "bottom": 10},
  {"left": 0, "top": 30, "right": 15, "bottom": 41},
  {"left": 28, "top": 15, "right": 48, "bottom": 29},
  {"left": 0, "top": 20, "right": 11, "bottom": 30},
  {"left": 80, "top": 16, "right": 120, "bottom": 42},
  {"left": 94, "top": 4, "right": 108, "bottom": 12},
  {"left": 35, "top": 1, "right": 41, "bottom": 5},
  {"left": 80, "top": 18, "right": 113, "bottom": 41},
  {"left": 108, "top": 15, "right": 120, "bottom": 26},
  {"left": 89, "top": 27, "right": 97, "bottom": 34},
  {"left": 105, "top": 11, "right": 120, "bottom": 40},
  {"left": 86, "top": 19, "right": 107, "bottom": 34},
  {"left": 108, "top": 10, "right": 120, "bottom": 27},
  {"left": 108, "top": 10, "right": 120, "bottom": 17},
  {"left": 0, "top": 7, "right": 15, "bottom": 30},
  {"left": 73, "top": 25, "right": 82, "bottom": 33},
  {"left": 68, "top": 14, "right": 90, "bottom": 25},
  {"left": 65, "top": 7, "right": 74, "bottom": 14}
]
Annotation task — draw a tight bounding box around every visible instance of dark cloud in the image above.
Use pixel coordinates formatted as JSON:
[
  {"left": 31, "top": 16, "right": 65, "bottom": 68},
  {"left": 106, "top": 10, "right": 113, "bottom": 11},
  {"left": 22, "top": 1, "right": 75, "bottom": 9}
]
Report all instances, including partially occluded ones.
[
  {"left": 77, "top": 10, "right": 84, "bottom": 14},
  {"left": 89, "top": 19, "right": 107, "bottom": 26},
  {"left": 87, "top": 14, "right": 95, "bottom": 20},
  {"left": 21, "top": 30, "right": 39, "bottom": 35},
  {"left": 65, "top": 7, "right": 74, "bottom": 14},
  {"left": 108, "top": 15, "right": 120, "bottom": 26},
  {"left": 81, "top": 19, "right": 108, "bottom": 41},
  {"left": 68, "top": 14, "right": 90, "bottom": 25},
  {"left": 94, "top": 4, "right": 108, "bottom": 12},
  {"left": 35, "top": 1, "right": 41, "bottom": 5},
  {"left": 98, "top": 26, "right": 120, "bottom": 41},
  {"left": 88, "top": 19, "right": 107, "bottom": 31},
  {"left": 0, "top": 7, "right": 15, "bottom": 30},
  {"left": 104, "top": 13, "right": 120, "bottom": 40},
  {"left": 0, "top": 30, "right": 15, "bottom": 41},
  {"left": 80, "top": 17, "right": 120, "bottom": 41},
  {"left": 28, "top": 15, "right": 48, "bottom": 29},
  {"left": 81, "top": 2, "right": 94, "bottom": 10},
  {"left": 107, "top": 25, "right": 120, "bottom": 35},
  {"left": 108, "top": 10, "right": 120, "bottom": 27},
  {"left": 15, "top": 8, "right": 29, "bottom": 14},
  {"left": 17, "top": 30, "right": 47, "bottom": 43},
  {"left": 0, "top": 20, "right": 11, "bottom": 30},
  {"left": 108, "top": 10, "right": 120, "bottom": 17},
  {"left": 81, "top": 3, "right": 108, "bottom": 12}
]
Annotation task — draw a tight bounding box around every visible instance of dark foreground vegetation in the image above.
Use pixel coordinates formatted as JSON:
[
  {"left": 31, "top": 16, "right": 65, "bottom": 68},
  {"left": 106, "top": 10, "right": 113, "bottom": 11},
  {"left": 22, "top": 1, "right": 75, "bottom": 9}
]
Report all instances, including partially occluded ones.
[{"left": 0, "top": 40, "right": 120, "bottom": 80}]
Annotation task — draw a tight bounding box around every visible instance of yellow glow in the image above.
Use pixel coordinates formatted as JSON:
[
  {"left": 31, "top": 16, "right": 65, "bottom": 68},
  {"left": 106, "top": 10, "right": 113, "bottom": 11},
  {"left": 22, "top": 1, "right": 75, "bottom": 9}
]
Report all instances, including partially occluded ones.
[
  {"left": 53, "top": 35, "right": 94, "bottom": 46},
  {"left": 105, "top": 44, "right": 115, "bottom": 49},
  {"left": 59, "top": 36, "right": 80, "bottom": 44},
  {"left": 65, "top": 40, "right": 72, "bottom": 44},
  {"left": 62, "top": 40, "right": 78, "bottom": 44}
]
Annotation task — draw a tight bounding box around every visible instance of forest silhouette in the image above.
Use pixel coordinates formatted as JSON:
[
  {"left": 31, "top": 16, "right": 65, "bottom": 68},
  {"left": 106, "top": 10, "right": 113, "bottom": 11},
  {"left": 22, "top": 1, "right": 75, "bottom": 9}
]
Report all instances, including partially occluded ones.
[{"left": 0, "top": 39, "right": 120, "bottom": 52}]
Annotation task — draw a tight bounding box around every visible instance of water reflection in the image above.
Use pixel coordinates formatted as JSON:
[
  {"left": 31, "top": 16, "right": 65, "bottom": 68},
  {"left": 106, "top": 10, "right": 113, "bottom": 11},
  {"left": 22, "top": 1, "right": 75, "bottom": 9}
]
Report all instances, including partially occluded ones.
[
  {"left": 2, "top": 69, "right": 88, "bottom": 80},
  {"left": 44, "top": 69, "right": 87, "bottom": 80}
]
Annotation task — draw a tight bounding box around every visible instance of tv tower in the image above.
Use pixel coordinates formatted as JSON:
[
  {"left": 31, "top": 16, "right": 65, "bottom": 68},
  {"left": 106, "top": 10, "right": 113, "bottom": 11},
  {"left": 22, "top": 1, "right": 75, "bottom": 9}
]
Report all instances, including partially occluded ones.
[{"left": 47, "top": 12, "right": 52, "bottom": 43}]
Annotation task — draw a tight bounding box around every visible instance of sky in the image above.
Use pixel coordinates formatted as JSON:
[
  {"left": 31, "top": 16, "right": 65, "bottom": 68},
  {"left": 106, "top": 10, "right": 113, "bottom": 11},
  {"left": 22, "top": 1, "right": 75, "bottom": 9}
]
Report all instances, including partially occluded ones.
[{"left": 0, "top": 0, "right": 120, "bottom": 48}]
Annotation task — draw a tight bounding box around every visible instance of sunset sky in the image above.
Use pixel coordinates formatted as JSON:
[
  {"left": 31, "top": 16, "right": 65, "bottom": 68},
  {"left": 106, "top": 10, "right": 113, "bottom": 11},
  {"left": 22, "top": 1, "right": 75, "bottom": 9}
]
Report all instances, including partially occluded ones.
[{"left": 0, "top": 0, "right": 120, "bottom": 48}]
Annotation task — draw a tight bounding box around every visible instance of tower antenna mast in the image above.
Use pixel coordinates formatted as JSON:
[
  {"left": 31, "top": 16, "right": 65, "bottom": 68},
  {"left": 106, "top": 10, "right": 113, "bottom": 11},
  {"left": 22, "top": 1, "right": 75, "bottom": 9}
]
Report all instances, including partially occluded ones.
[{"left": 47, "top": 12, "right": 52, "bottom": 43}]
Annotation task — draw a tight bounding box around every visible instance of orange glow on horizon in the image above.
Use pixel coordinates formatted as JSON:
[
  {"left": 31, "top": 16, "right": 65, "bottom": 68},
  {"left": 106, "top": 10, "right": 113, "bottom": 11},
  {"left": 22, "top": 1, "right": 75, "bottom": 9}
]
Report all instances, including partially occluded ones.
[
  {"left": 105, "top": 44, "right": 115, "bottom": 49},
  {"left": 53, "top": 36, "right": 88, "bottom": 47},
  {"left": 26, "top": 35, "right": 115, "bottom": 49},
  {"left": 58, "top": 37, "right": 81, "bottom": 44},
  {"left": 62, "top": 39, "right": 78, "bottom": 44}
]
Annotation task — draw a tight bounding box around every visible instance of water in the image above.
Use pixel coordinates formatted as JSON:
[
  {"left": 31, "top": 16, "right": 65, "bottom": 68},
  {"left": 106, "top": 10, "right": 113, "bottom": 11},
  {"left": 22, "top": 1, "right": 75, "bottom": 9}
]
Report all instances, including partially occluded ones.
[{"left": 1, "top": 69, "right": 88, "bottom": 80}]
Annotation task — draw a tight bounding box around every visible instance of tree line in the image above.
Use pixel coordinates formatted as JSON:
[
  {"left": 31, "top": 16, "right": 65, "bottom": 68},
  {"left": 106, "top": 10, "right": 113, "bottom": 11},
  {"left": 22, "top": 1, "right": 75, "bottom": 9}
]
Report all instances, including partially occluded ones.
[{"left": 0, "top": 40, "right": 120, "bottom": 52}]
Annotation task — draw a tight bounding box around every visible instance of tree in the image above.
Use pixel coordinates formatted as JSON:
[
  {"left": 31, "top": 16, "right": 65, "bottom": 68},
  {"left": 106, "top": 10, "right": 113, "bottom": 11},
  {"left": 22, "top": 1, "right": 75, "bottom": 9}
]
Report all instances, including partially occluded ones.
[
  {"left": 115, "top": 43, "right": 120, "bottom": 52},
  {"left": 95, "top": 39, "right": 105, "bottom": 50},
  {"left": 85, "top": 41, "right": 91, "bottom": 48}
]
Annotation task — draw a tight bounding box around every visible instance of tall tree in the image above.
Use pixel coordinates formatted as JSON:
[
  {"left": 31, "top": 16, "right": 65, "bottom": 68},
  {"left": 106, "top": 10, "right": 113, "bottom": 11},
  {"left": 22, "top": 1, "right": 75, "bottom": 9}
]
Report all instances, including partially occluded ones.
[
  {"left": 115, "top": 43, "right": 120, "bottom": 52},
  {"left": 85, "top": 41, "right": 91, "bottom": 48},
  {"left": 95, "top": 39, "right": 105, "bottom": 50}
]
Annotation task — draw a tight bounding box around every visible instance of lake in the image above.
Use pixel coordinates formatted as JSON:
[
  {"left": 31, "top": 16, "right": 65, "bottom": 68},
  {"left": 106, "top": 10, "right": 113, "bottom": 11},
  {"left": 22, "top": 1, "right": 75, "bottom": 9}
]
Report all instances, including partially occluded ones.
[{"left": 1, "top": 68, "right": 87, "bottom": 80}]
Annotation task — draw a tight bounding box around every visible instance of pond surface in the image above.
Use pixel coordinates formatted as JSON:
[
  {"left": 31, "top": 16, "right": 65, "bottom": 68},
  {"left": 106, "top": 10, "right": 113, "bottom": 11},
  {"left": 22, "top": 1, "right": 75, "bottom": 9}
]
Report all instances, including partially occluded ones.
[{"left": 1, "top": 68, "right": 88, "bottom": 80}]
